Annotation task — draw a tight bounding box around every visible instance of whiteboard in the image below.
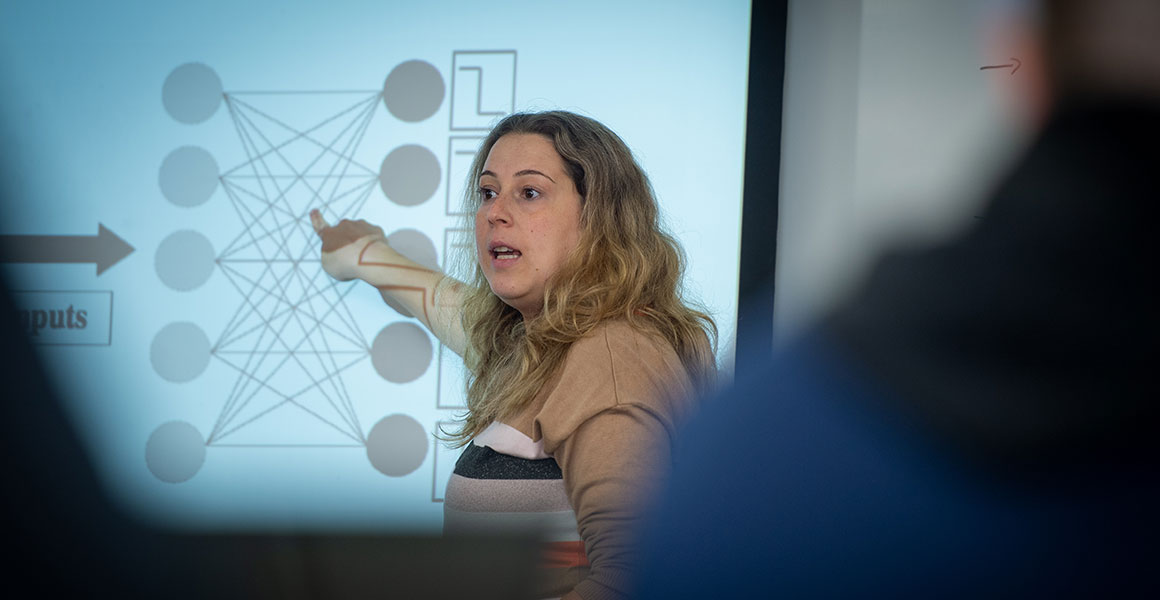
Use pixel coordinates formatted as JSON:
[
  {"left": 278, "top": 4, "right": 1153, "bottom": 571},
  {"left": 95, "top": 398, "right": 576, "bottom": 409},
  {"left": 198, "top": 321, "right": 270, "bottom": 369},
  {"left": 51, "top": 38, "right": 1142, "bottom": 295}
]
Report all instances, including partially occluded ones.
[
  {"left": 0, "top": 0, "right": 750, "bottom": 531},
  {"left": 775, "top": 0, "right": 1034, "bottom": 343}
]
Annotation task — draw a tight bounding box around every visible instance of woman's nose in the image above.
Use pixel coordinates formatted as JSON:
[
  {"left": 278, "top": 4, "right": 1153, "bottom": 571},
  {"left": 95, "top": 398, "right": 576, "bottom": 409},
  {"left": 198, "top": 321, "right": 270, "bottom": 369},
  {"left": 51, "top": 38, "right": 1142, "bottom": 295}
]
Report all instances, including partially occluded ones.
[{"left": 486, "top": 195, "right": 512, "bottom": 225}]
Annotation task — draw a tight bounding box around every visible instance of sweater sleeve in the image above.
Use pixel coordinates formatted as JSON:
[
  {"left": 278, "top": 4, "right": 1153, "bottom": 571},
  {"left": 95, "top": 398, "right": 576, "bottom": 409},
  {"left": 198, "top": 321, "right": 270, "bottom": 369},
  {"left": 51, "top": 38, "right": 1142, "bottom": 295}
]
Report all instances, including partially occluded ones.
[{"left": 534, "top": 323, "right": 697, "bottom": 600}]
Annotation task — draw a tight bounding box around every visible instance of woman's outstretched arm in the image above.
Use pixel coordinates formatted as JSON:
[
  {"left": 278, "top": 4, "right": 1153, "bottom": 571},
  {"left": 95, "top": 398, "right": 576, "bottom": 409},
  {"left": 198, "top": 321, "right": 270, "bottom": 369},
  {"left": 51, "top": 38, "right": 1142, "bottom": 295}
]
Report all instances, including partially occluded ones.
[{"left": 310, "top": 209, "right": 468, "bottom": 357}]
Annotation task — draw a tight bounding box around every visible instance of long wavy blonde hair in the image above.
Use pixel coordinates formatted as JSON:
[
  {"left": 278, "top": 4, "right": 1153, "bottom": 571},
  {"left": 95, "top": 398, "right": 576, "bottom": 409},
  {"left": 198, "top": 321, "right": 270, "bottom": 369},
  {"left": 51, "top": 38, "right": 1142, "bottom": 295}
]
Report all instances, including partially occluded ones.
[{"left": 442, "top": 111, "right": 717, "bottom": 446}]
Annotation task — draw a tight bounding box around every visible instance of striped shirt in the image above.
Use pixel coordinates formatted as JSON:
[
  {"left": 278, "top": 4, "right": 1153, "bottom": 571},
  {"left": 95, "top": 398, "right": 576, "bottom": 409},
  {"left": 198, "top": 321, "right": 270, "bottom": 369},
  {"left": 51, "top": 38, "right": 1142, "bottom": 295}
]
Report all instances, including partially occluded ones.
[{"left": 444, "top": 321, "right": 698, "bottom": 600}]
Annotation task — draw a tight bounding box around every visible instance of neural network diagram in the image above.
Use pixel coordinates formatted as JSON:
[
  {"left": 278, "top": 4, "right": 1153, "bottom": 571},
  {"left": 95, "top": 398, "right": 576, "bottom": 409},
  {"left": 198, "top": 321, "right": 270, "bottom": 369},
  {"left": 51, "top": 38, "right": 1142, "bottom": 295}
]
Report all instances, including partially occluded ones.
[{"left": 144, "top": 53, "right": 518, "bottom": 499}]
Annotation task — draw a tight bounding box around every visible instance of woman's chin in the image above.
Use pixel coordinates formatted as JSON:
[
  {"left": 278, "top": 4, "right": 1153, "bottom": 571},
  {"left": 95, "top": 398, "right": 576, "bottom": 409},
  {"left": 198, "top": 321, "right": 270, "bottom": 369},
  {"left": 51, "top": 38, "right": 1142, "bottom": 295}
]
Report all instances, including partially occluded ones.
[{"left": 489, "top": 288, "right": 537, "bottom": 318}]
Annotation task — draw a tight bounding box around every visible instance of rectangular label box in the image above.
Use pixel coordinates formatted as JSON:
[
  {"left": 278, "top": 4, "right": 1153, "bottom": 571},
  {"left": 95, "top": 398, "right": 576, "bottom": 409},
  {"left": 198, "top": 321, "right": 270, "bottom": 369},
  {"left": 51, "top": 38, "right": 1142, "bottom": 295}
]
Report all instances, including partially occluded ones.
[
  {"left": 442, "top": 227, "right": 473, "bottom": 272},
  {"left": 11, "top": 290, "right": 113, "bottom": 346},
  {"left": 450, "top": 50, "right": 517, "bottom": 131},
  {"left": 446, "top": 136, "right": 485, "bottom": 216},
  {"left": 436, "top": 341, "right": 468, "bottom": 410},
  {"left": 431, "top": 420, "right": 463, "bottom": 502}
]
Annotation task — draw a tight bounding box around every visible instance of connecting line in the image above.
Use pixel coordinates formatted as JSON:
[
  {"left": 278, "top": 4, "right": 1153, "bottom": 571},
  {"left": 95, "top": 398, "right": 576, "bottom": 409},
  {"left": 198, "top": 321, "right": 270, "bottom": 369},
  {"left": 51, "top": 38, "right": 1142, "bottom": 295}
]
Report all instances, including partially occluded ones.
[
  {"left": 214, "top": 260, "right": 302, "bottom": 353},
  {"left": 220, "top": 91, "right": 376, "bottom": 266},
  {"left": 345, "top": 172, "right": 380, "bottom": 218},
  {"left": 279, "top": 177, "right": 378, "bottom": 269},
  {"left": 292, "top": 265, "right": 373, "bottom": 362},
  {"left": 219, "top": 110, "right": 325, "bottom": 297},
  {"left": 212, "top": 265, "right": 298, "bottom": 349},
  {"left": 282, "top": 355, "right": 368, "bottom": 409},
  {"left": 303, "top": 178, "right": 376, "bottom": 235},
  {"left": 224, "top": 95, "right": 369, "bottom": 270},
  {"left": 279, "top": 299, "right": 363, "bottom": 438},
  {"left": 298, "top": 263, "right": 368, "bottom": 439},
  {"left": 209, "top": 267, "right": 305, "bottom": 442},
  {"left": 210, "top": 444, "right": 366, "bottom": 448},
  {"left": 221, "top": 173, "right": 305, "bottom": 222},
  {"left": 282, "top": 264, "right": 365, "bottom": 441},
  {"left": 224, "top": 90, "right": 381, "bottom": 95},
  {"left": 222, "top": 99, "right": 298, "bottom": 274},
  {"left": 221, "top": 93, "right": 381, "bottom": 178},
  {"left": 214, "top": 260, "right": 318, "bottom": 351},
  {"left": 211, "top": 263, "right": 368, "bottom": 442},
  {"left": 223, "top": 90, "right": 376, "bottom": 266},
  {"left": 227, "top": 98, "right": 320, "bottom": 218},
  {"left": 266, "top": 95, "right": 378, "bottom": 214},
  {"left": 209, "top": 340, "right": 369, "bottom": 444},
  {"left": 219, "top": 91, "right": 379, "bottom": 237},
  {"left": 218, "top": 90, "right": 377, "bottom": 233},
  {"left": 356, "top": 240, "right": 438, "bottom": 324},
  {"left": 210, "top": 372, "right": 365, "bottom": 446},
  {"left": 215, "top": 181, "right": 286, "bottom": 260},
  {"left": 216, "top": 176, "right": 373, "bottom": 267},
  {"left": 302, "top": 269, "right": 368, "bottom": 349},
  {"left": 212, "top": 257, "right": 368, "bottom": 427},
  {"left": 205, "top": 87, "right": 406, "bottom": 449},
  {"left": 313, "top": 94, "right": 380, "bottom": 214},
  {"left": 235, "top": 93, "right": 377, "bottom": 182},
  {"left": 211, "top": 265, "right": 319, "bottom": 438},
  {"left": 308, "top": 171, "right": 378, "bottom": 228},
  {"left": 214, "top": 351, "right": 365, "bottom": 355}
]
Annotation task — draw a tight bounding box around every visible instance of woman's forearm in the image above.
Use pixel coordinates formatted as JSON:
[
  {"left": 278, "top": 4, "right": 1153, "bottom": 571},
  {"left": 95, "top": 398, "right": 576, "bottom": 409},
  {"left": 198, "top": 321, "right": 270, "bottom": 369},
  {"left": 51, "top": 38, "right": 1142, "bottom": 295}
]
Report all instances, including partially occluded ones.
[
  {"left": 310, "top": 210, "right": 469, "bottom": 356},
  {"left": 353, "top": 240, "right": 468, "bottom": 357}
]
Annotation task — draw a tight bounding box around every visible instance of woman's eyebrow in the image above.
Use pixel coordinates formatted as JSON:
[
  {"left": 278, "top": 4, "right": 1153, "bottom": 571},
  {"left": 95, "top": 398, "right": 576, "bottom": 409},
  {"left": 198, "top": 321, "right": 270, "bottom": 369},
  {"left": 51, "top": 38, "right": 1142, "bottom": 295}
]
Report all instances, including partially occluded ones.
[
  {"left": 480, "top": 169, "right": 556, "bottom": 183},
  {"left": 515, "top": 169, "right": 556, "bottom": 183}
]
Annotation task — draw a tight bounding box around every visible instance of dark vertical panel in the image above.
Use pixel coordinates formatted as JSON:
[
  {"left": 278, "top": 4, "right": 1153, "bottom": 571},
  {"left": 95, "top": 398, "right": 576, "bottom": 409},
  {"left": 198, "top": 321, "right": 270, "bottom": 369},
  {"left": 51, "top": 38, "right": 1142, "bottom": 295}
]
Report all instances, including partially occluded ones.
[{"left": 735, "top": 0, "right": 788, "bottom": 373}]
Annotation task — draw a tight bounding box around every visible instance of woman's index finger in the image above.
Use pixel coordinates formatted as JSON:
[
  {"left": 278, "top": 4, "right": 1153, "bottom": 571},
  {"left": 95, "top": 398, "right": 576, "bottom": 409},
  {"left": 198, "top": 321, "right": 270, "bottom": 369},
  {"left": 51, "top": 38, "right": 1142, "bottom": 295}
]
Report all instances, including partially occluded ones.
[{"left": 309, "top": 209, "right": 329, "bottom": 233}]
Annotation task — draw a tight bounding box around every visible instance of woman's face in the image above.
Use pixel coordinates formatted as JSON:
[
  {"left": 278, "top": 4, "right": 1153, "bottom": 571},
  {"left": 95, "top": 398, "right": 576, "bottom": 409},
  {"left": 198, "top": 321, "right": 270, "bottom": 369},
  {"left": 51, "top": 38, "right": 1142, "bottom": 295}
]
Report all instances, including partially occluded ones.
[{"left": 475, "top": 133, "right": 583, "bottom": 318}]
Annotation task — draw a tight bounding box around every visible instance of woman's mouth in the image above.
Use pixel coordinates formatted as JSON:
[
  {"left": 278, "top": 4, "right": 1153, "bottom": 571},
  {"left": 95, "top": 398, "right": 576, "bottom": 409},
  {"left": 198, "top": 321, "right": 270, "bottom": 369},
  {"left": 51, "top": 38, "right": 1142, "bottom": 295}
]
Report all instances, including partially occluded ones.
[{"left": 490, "top": 245, "right": 522, "bottom": 261}]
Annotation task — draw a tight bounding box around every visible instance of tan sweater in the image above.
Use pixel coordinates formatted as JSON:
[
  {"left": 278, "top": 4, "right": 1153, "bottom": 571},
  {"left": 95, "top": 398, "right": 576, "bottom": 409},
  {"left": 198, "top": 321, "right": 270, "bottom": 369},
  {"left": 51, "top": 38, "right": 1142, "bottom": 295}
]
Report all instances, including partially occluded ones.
[{"left": 443, "top": 320, "right": 698, "bottom": 600}]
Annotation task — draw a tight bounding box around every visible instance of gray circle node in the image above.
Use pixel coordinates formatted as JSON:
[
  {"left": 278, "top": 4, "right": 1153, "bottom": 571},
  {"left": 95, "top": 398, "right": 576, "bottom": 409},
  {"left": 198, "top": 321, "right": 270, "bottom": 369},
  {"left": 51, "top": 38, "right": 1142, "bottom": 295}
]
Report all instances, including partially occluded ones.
[
  {"left": 387, "top": 229, "right": 440, "bottom": 271},
  {"left": 365, "top": 414, "right": 428, "bottom": 477},
  {"left": 145, "top": 421, "right": 206, "bottom": 483},
  {"left": 382, "top": 60, "right": 445, "bottom": 122},
  {"left": 379, "top": 145, "right": 441, "bottom": 207},
  {"left": 370, "top": 322, "right": 433, "bottom": 383},
  {"left": 156, "top": 230, "right": 215, "bottom": 291},
  {"left": 159, "top": 146, "right": 220, "bottom": 207},
  {"left": 162, "top": 63, "right": 223, "bottom": 124},
  {"left": 151, "top": 322, "right": 212, "bottom": 383},
  {"left": 382, "top": 295, "right": 412, "bottom": 319},
  {"left": 382, "top": 229, "right": 440, "bottom": 318}
]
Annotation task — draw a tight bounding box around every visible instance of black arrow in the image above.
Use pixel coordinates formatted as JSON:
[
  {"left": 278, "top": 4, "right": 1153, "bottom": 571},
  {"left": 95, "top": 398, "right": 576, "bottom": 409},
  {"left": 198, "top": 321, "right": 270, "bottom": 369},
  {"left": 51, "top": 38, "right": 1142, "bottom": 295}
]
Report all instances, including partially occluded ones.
[
  {"left": 0, "top": 224, "right": 135, "bottom": 275},
  {"left": 980, "top": 57, "right": 1022, "bottom": 74}
]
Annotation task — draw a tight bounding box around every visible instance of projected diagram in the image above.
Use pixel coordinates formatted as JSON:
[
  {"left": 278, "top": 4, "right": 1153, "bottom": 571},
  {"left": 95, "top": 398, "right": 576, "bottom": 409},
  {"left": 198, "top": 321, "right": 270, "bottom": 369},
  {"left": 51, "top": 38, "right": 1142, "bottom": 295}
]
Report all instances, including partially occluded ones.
[{"left": 145, "top": 53, "right": 517, "bottom": 493}]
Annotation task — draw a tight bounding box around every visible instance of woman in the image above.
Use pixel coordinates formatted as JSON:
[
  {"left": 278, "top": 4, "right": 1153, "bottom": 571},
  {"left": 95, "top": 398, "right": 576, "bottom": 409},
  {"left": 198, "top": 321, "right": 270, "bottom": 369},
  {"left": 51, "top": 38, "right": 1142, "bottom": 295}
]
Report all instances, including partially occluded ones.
[{"left": 311, "top": 111, "right": 715, "bottom": 599}]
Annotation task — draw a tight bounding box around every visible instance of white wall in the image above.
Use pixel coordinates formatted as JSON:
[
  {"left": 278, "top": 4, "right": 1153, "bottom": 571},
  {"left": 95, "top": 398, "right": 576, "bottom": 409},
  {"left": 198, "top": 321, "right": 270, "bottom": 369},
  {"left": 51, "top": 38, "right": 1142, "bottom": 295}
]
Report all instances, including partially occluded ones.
[{"left": 775, "top": 0, "right": 1032, "bottom": 344}]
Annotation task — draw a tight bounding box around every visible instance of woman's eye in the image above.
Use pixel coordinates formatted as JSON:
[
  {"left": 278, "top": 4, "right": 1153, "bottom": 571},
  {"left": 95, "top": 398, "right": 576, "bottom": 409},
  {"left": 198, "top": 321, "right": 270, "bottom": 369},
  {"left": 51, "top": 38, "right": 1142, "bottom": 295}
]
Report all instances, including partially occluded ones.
[
  {"left": 521, "top": 188, "right": 540, "bottom": 200},
  {"left": 478, "top": 187, "right": 496, "bottom": 201}
]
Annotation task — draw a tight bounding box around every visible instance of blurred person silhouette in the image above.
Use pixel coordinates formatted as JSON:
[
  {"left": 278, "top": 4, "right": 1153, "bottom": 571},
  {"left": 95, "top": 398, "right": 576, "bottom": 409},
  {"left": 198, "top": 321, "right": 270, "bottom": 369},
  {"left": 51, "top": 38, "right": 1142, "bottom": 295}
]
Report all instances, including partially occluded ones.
[{"left": 634, "top": 0, "right": 1159, "bottom": 596}]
